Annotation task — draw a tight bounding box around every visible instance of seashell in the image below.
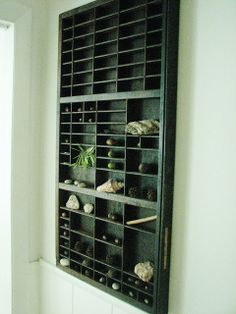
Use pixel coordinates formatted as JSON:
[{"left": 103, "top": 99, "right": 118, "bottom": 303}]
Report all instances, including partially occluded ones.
[
  {"left": 134, "top": 261, "right": 154, "bottom": 282},
  {"left": 66, "top": 195, "right": 80, "bottom": 210},
  {"left": 126, "top": 120, "right": 160, "bottom": 135},
  {"left": 60, "top": 258, "right": 69, "bottom": 267},
  {"left": 97, "top": 179, "right": 124, "bottom": 193},
  {"left": 83, "top": 203, "right": 94, "bottom": 214}
]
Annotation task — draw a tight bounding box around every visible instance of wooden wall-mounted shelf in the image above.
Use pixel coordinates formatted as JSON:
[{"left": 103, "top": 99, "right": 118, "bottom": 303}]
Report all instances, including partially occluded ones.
[{"left": 56, "top": 0, "right": 179, "bottom": 313}]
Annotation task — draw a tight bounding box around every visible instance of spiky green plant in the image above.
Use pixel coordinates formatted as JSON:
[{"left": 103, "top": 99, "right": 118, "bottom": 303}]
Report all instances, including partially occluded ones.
[{"left": 70, "top": 145, "right": 95, "bottom": 169}]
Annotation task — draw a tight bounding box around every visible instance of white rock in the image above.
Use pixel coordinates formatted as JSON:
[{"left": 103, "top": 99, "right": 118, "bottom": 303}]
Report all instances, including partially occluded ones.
[
  {"left": 60, "top": 258, "right": 69, "bottom": 267},
  {"left": 64, "top": 179, "right": 72, "bottom": 184},
  {"left": 134, "top": 261, "right": 154, "bottom": 282},
  {"left": 74, "top": 180, "right": 79, "bottom": 186},
  {"left": 83, "top": 203, "right": 94, "bottom": 214},
  {"left": 78, "top": 182, "right": 86, "bottom": 188},
  {"left": 66, "top": 195, "right": 80, "bottom": 210},
  {"left": 112, "top": 282, "right": 120, "bottom": 290}
]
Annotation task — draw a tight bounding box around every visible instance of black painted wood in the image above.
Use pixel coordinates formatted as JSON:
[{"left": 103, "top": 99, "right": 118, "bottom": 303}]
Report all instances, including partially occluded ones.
[{"left": 56, "top": 0, "right": 179, "bottom": 313}]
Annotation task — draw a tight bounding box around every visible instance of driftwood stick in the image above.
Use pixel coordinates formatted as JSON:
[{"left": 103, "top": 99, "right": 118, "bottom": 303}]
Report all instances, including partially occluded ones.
[{"left": 126, "top": 215, "right": 157, "bottom": 226}]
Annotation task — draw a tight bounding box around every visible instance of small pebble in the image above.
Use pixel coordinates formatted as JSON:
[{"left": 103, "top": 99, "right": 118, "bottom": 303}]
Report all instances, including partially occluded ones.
[
  {"left": 129, "top": 291, "right": 134, "bottom": 297},
  {"left": 89, "top": 107, "right": 94, "bottom": 111},
  {"left": 112, "top": 282, "right": 120, "bottom": 291},
  {"left": 63, "top": 231, "right": 67, "bottom": 236},
  {"left": 64, "top": 179, "right": 72, "bottom": 184},
  {"left": 64, "top": 250, "right": 68, "bottom": 256},
  {"left": 99, "top": 277, "right": 106, "bottom": 284},
  {"left": 83, "top": 203, "right": 94, "bottom": 214},
  {"left": 88, "top": 118, "right": 93, "bottom": 122},
  {"left": 77, "top": 107, "right": 82, "bottom": 112},
  {"left": 60, "top": 258, "right": 69, "bottom": 267},
  {"left": 62, "top": 212, "right": 67, "bottom": 218},
  {"left": 74, "top": 180, "right": 79, "bottom": 186},
  {"left": 64, "top": 223, "right": 69, "bottom": 228},
  {"left": 65, "top": 107, "right": 69, "bottom": 112},
  {"left": 135, "top": 280, "right": 141, "bottom": 286},
  {"left": 65, "top": 138, "right": 69, "bottom": 143},
  {"left": 111, "top": 214, "right": 117, "bottom": 221},
  {"left": 144, "top": 285, "right": 149, "bottom": 291},
  {"left": 102, "top": 235, "right": 108, "bottom": 241},
  {"left": 128, "top": 277, "right": 134, "bottom": 283},
  {"left": 144, "top": 298, "right": 149, "bottom": 305},
  {"left": 114, "top": 238, "right": 121, "bottom": 245},
  {"left": 64, "top": 241, "right": 69, "bottom": 247},
  {"left": 79, "top": 118, "right": 82, "bottom": 122}
]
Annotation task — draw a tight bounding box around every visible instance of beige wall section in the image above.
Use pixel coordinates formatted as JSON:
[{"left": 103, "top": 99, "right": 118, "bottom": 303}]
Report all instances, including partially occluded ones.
[
  {"left": 169, "top": 0, "right": 236, "bottom": 314},
  {"left": 0, "top": 1, "right": 46, "bottom": 314}
]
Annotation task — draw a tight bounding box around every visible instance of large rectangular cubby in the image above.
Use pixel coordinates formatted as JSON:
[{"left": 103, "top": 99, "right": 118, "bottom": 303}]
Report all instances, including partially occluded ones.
[{"left": 57, "top": 0, "right": 179, "bottom": 313}]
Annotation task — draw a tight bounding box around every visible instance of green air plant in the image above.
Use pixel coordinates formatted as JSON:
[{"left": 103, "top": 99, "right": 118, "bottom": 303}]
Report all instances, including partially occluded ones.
[{"left": 70, "top": 145, "right": 95, "bottom": 169}]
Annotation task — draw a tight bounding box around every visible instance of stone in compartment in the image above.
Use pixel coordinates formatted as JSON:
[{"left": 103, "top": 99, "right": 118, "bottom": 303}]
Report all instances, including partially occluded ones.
[
  {"left": 83, "top": 203, "right": 94, "bottom": 214},
  {"left": 66, "top": 194, "right": 80, "bottom": 210},
  {"left": 112, "top": 282, "right": 120, "bottom": 291},
  {"left": 60, "top": 258, "right": 69, "bottom": 267},
  {"left": 134, "top": 261, "right": 154, "bottom": 283}
]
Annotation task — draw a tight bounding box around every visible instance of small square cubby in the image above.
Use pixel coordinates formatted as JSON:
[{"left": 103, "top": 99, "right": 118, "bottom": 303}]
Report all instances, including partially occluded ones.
[
  {"left": 96, "top": 170, "right": 125, "bottom": 195},
  {"left": 96, "top": 14, "right": 118, "bottom": 31},
  {"left": 125, "top": 173, "right": 157, "bottom": 201},
  {"left": 119, "top": 20, "right": 145, "bottom": 39},
  {"left": 96, "top": 157, "right": 124, "bottom": 172},
  {"left": 74, "top": 9, "right": 94, "bottom": 25},
  {"left": 74, "top": 35, "right": 94, "bottom": 51},
  {"left": 93, "top": 82, "right": 117, "bottom": 94},
  {"left": 123, "top": 229, "right": 155, "bottom": 275},
  {"left": 59, "top": 246, "right": 70, "bottom": 259},
  {"left": 73, "top": 59, "right": 93, "bottom": 73},
  {"left": 95, "top": 261, "right": 121, "bottom": 280},
  {"left": 71, "top": 134, "right": 95, "bottom": 146},
  {"left": 95, "top": 41, "right": 117, "bottom": 57},
  {"left": 72, "top": 123, "right": 96, "bottom": 135},
  {"left": 73, "top": 71, "right": 93, "bottom": 85},
  {"left": 95, "top": 241, "right": 122, "bottom": 269},
  {"left": 96, "top": 198, "right": 124, "bottom": 224},
  {"left": 147, "top": 1, "right": 162, "bottom": 17},
  {"left": 70, "top": 233, "right": 94, "bottom": 260},
  {"left": 147, "top": 15, "right": 162, "bottom": 33},
  {"left": 97, "top": 111, "right": 126, "bottom": 124},
  {"left": 118, "top": 64, "right": 144, "bottom": 79},
  {"left": 120, "top": 0, "right": 145, "bottom": 11},
  {"left": 61, "top": 62, "right": 72, "bottom": 76},
  {"left": 127, "top": 98, "right": 160, "bottom": 122},
  {"left": 96, "top": 146, "right": 125, "bottom": 160},
  {"left": 119, "top": 34, "right": 145, "bottom": 52},
  {"left": 126, "top": 148, "right": 158, "bottom": 174},
  {"left": 125, "top": 205, "right": 157, "bottom": 234},
  {"left": 123, "top": 273, "right": 153, "bottom": 296},
  {"left": 119, "top": 49, "right": 144, "bottom": 65},
  {"left": 94, "top": 68, "right": 117, "bottom": 82},
  {"left": 95, "top": 220, "right": 123, "bottom": 247},
  {"left": 120, "top": 7, "right": 145, "bottom": 25},
  {"left": 118, "top": 78, "right": 144, "bottom": 92},
  {"left": 96, "top": 0, "right": 118, "bottom": 19},
  {"left": 122, "top": 284, "right": 138, "bottom": 300},
  {"left": 70, "top": 212, "right": 94, "bottom": 237},
  {"left": 74, "top": 23, "right": 94, "bottom": 38},
  {"left": 95, "top": 29, "right": 118, "bottom": 45}
]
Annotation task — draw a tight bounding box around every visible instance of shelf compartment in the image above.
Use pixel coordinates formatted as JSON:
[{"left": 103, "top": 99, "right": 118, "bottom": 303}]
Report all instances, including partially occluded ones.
[
  {"left": 125, "top": 205, "right": 157, "bottom": 234},
  {"left": 73, "top": 59, "right": 93, "bottom": 73},
  {"left": 119, "top": 35, "right": 145, "bottom": 51},
  {"left": 71, "top": 134, "right": 95, "bottom": 146},
  {"left": 95, "top": 261, "right": 121, "bottom": 279},
  {"left": 97, "top": 134, "right": 125, "bottom": 147},
  {"left": 72, "top": 84, "right": 93, "bottom": 96},
  {"left": 93, "top": 82, "right": 116, "bottom": 94},
  {"left": 125, "top": 173, "right": 157, "bottom": 201},
  {"left": 127, "top": 97, "right": 160, "bottom": 122},
  {"left": 120, "top": 0, "right": 146, "bottom": 11},
  {"left": 71, "top": 212, "right": 94, "bottom": 237},
  {"left": 96, "top": 146, "right": 125, "bottom": 161},
  {"left": 73, "top": 47, "right": 93, "bottom": 62},
  {"left": 73, "top": 72, "right": 93, "bottom": 85},
  {"left": 120, "top": 6, "right": 145, "bottom": 25},
  {"left": 96, "top": 169, "right": 125, "bottom": 195},
  {"left": 126, "top": 138, "right": 159, "bottom": 165},
  {"left": 118, "top": 78, "right": 144, "bottom": 92},
  {"left": 97, "top": 111, "right": 126, "bottom": 124},
  {"left": 118, "top": 49, "right": 144, "bottom": 65},
  {"left": 94, "top": 68, "right": 117, "bottom": 82},
  {"left": 94, "top": 54, "right": 117, "bottom": 69},
  {"left": 74, "top": 35, "right": 94, "bottom": 50},
  {"left": 146, "top": 61, "right": 161, "bottom": 76},
  {"left": 146, "top": 44, "right": 162, "bottom": 61},
  {"left": 62, "top": 17, "right": 73, "bottom": 30},
  {"left": 145, "top": 76, "right": 161, "bottom": 90},
  {"left": 147, "top": 2, "right": 162, "bottom": 17},
  {"left": 123, "top": 273, "right": 153, "bottom": 295},
  {"left": 123, "top": 229, "right": 155, "bottom": 275},
  {"left": 95, "top": 220, "right": 123, "bottom": 248},
  {"left": 62, "top": 40, "right": 73, "bottom": 53},
  {"left": 74, "top": 9, "right": 95, "bottom": 25},
  {"left": 118, "top": 64, "right": 144, "bottom": 79},
  {"left": 95, "top": 28, "right": 118, "bottom": 44},
  {"left": 95, "top": 241, "right": 122, "bottom": 269},
  {"left": 96, "top": 14, "right": 118, "bottom": 31},
  {"left": 74, "top": 23, "right": 94, "bottom": 37},
  {"left": 147, "top": 15, "right": 162, "bottom": 32},
  {"left": 119, "top": 20, "right": 146, "bottom": 38},
  {"left": 62, "top": 28, "right": 73, "bottom": 41},
  {"left": 95, "top": 41, "right": 117, "bottom": 57},
  {"left": 61, "top": 51, "right": 72, "bottom": 64},
  {"left": 96, "top": 0, "right": 118, "bottom": 19}
]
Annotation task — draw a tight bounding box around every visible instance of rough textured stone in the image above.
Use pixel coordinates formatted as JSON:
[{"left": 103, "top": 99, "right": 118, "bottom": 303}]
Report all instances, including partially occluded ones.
[
  {"left": 134, "top": 261, "right": 154, "bottom": 282},
  {"left": 66, "top": 195, "right": 80, "bottom": 210}
]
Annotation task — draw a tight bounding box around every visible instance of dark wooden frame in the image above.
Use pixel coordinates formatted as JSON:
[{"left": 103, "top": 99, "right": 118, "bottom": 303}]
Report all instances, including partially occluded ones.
[{"left": 56, "top": 1, "right": 179, "bottom": 313}]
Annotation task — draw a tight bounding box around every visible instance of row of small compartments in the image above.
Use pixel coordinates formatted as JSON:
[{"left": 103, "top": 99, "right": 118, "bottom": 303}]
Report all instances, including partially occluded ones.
[
  {"left": 61, "top": 0, "right": 161, "bottom": 34},
  {"left": 59, "top": 257, "right": 153, "bottom": 307}
]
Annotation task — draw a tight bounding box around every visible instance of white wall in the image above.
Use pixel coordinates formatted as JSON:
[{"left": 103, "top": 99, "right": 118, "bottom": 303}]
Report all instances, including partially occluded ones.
[
  {"left": 0, "top": 23, "right": 14, "bottom": 314},
  {"left": 0, "top": 1, "right": 46, "bottom": 314}
]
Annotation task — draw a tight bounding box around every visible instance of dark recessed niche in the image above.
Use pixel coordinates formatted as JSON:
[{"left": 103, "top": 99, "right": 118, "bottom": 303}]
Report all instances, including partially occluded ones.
[{"left": 57, "top": 0, "right": 179, "bottom": 313}]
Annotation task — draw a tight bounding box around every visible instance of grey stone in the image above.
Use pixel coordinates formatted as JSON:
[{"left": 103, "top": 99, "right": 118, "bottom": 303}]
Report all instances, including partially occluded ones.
[
  {"left": 112, "top": 282, "right": 120, "bottom": 291},
  {"left": 60, "top": 258, "right": 69, "bottom": 267}
]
